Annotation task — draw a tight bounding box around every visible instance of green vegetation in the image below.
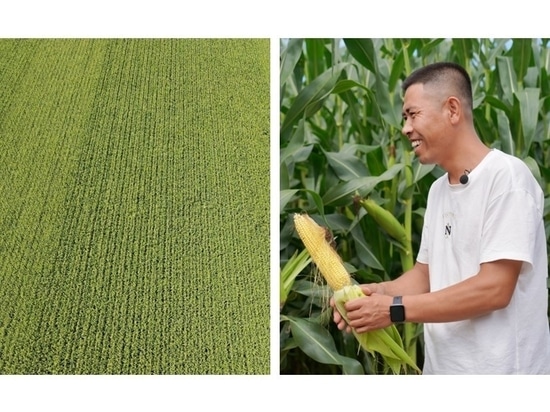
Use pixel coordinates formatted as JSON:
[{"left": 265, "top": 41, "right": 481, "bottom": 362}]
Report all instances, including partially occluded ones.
[
  {"left": 0, "top": 38, "right": 270, "bottom": 374},
  {"left": 280, "top": 38, "right": 550, "bottom": 374}
]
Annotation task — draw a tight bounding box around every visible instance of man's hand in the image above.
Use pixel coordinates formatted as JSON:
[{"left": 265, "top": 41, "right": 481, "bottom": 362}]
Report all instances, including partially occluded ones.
[
  {"left": 330, "top": 283, "right": 385, "bottom": 333},
  {"left": 344, "top": 293, "right": 394, "bottom": 333}
]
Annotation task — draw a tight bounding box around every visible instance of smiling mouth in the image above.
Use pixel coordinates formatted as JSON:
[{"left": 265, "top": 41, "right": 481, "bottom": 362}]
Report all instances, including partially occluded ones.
[{"left": 411, "top": 140, "right": 422, "bottom": 149}]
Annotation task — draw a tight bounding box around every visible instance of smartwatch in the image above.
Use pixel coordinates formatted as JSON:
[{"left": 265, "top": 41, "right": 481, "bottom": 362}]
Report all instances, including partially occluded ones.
[{"left": 390, "top": 296, "right": 405, "bottom": 323}]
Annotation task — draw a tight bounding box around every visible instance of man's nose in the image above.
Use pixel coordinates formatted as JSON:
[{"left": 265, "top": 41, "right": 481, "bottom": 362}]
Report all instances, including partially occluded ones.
[{"left": 402, "top": 119, "right": 412, "bottom": 137}]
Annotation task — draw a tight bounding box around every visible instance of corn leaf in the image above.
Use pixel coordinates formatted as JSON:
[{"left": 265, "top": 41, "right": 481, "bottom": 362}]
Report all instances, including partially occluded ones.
[
  {"left": 349, "top": 225, "right": 384, "bottom": 271},
  {"left": 511, "top": 38, "right": 532, "bottom": 86},
  {"left": 280, "top": 249, "right": 312, "bottom": 308},
  {"left": 282, "top": 315, "right": 364, "bottom": 375},
  {"left": 497, "top": 56, "right": 518, "bottom": 107},
  {"left": 280, "top": 38, "right": 303, "bottom": 87},
  {"left": 344, "top": 38, "right": 377, "bottom": 73},
  {"left": 325, "top": 151, "right": 370, "bottom": 181},
  {"left": 516, "top": 88, "right": 540, "bottom": 156},
  {"left": 280, "top": 189, "right": 298, "bottom": 212},
  {"left": 322, "top": 164, "right": 404, "bottom": 206},
  {"left": 281, "top": 63, "right": 348, "bottom": 135},
  {"left": 496, "top": 108, "right": 514, "bottom": 155}
]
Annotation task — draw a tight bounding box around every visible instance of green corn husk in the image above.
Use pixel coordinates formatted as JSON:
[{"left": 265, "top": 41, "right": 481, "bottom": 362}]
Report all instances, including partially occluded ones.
[
  {"left": 361, "top": 198, "right": 408, "bottom": 247},
  {"left": 333, "top": 285, "right": 421, "bottom": 374}
]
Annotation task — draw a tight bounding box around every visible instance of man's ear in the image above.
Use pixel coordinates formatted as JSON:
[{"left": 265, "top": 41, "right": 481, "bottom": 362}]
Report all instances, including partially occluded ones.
[{"left": 447, "top": 96, "right": 461, "bottom": 124}]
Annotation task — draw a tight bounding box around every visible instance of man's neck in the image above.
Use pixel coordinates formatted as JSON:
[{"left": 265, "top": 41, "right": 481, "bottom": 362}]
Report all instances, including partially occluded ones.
[{"left": 443, "top": 137, "right": 491, "bottom": 185}]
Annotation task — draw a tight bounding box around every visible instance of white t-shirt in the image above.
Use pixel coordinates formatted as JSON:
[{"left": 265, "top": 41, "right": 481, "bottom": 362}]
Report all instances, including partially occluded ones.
[{"left": 417, "top": 149, "right": 550, "bottom": 374}]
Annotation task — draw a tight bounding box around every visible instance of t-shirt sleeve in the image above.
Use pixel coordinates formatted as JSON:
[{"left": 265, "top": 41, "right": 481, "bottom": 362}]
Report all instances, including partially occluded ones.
[{"left": 480, "top": 189, "right": 542, "bottom": 267}]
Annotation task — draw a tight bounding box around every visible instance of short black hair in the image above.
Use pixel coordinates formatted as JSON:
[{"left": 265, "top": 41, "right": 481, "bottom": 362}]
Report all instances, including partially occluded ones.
[{"left": 402, "top": 62, "right": 473, "bottom": 111}]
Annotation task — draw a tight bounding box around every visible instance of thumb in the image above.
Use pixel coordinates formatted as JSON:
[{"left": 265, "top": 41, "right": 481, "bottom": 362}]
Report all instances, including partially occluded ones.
[{"left": 359, "top": 284, "right": 373, "bottom": 296}]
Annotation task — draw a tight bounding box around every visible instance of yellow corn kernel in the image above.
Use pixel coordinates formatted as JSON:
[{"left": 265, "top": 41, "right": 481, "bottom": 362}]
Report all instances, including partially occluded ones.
[{"left": 293, "top": 213, "right": 351, "bottom": 291}]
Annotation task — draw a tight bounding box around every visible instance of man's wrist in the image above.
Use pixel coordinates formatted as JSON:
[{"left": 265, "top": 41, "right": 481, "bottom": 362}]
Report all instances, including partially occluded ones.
[{"left": 390, "top": 295, "right": 406, "bottom": 323}]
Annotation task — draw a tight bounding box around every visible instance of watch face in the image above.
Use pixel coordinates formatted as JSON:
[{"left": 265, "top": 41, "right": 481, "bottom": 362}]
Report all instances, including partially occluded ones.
[{"left": 390, "top": 305, "right": 405, "bottom": 323}]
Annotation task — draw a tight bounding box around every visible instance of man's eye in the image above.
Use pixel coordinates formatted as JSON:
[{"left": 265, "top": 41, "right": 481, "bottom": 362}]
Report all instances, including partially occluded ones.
[{"left": 403, "top": 111, "right": 416, "bottom": 121}]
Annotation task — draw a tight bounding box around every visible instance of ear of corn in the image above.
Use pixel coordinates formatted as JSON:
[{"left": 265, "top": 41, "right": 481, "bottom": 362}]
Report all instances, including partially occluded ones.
[
  {"left": 293, "top": 212, "right": 420, "bottom": 374},
  {"left": 293, "top": 213, "right": 351, "bottom": 291},
  {"left": 360, "top": 198, "right": 408, "bottom": 247},
  {"left": 333, "top": 285, "right": 420, "bottom": 374}
]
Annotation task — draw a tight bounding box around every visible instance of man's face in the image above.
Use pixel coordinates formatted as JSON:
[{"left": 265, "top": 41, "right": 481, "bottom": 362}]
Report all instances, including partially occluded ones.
[{"left": 401, "top": 83, "right": 448, "bottom": 165}]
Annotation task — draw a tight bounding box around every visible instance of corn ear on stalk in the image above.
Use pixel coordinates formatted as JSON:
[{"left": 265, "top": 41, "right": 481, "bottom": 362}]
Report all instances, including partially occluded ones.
[
  {"left": 361, "top": 198, "right": 408, "bottom": 247},
  {"left": 293, "top": 213, "right": 420, "bottom": 374}
]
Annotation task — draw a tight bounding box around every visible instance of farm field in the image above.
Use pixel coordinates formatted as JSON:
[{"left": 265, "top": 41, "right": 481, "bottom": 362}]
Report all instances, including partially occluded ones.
[{"left": 0, "top": 38, "right": 270, "bottom": 374}]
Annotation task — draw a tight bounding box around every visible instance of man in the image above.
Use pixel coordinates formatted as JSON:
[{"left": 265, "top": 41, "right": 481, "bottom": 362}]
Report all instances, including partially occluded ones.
[{"left": 333, "top": 62, "right": 550, "bottom": 374}]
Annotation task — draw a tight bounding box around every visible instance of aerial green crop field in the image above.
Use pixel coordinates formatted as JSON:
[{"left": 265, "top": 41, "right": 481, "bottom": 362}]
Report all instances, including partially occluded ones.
[{"left": 0, "top": 38, "right": 270, "bottom": 374}]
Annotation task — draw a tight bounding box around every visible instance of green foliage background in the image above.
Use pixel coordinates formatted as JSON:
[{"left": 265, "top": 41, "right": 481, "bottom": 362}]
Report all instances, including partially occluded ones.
[
  {"left": 0, "top": 38, "right": 270, "bottom": 374},
  {"left": 280, "top": 38, "right": 550, "bottom": 374}
]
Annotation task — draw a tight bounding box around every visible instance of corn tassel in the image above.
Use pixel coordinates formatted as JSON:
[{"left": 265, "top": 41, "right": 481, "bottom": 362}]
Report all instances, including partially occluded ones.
[{"left": 293, "top": 213, "right": 420, "bottom": 374}]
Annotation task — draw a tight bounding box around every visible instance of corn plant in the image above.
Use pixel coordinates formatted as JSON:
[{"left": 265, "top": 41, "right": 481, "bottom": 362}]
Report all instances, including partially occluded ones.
[{"left": 280, "top": 38, "right": 550, "bottom": 374}]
